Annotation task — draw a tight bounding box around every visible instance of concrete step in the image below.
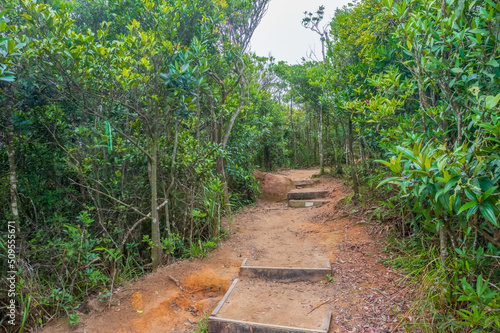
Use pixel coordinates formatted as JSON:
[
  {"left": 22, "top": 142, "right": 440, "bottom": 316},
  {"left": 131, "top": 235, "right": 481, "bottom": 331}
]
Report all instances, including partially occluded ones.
[
  {"left": 288, "top": 200, "right": 329, "bottom": 208},
  {"left": 239, "top": 258, "right": 331, "bottom": 282},
  {"left": 293, "top": 179, "right": 320, "bottom": 188},
  {"left": 208, "top": 278, "right": 332, "bottom": 333},
  {"left": 287, "top": 190, "right": 329, "bottom": 200}
]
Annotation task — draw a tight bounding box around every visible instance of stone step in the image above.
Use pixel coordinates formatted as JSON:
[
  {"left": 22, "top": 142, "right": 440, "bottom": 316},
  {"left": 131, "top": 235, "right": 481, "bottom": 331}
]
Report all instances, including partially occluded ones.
[
  {"left": 293, "top": 179, "right": 320, "bottom": 188},
  {"left": 288, "top": 200, "right": 329, "bottom": 208},
  {"left": 287, "top": 190, "right": 329, "bottom": 200},
  {"left": 208, "top": 278, "right": 332, "bottom": 333},
  {"left": 239, "top": 258, "right": 331, "bottom": 282}
]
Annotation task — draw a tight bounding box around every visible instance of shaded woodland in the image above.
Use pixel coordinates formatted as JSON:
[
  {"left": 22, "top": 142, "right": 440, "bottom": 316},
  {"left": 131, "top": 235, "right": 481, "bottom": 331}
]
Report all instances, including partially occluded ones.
[{"left": 1, "top": 0, "right": 499, "bottom": 331}]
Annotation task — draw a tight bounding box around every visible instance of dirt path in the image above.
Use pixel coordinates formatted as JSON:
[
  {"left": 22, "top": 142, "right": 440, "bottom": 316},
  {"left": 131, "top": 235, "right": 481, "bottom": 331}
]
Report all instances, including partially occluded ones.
[{"left": 42, "top": 169, "right": 412, "bottom": 333}]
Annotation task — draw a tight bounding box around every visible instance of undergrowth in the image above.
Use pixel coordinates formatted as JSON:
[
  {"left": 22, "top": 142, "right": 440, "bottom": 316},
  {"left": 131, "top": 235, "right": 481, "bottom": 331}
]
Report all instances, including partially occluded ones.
[{"left": 385, "top": 234, "right": 500, "bottom": 332}]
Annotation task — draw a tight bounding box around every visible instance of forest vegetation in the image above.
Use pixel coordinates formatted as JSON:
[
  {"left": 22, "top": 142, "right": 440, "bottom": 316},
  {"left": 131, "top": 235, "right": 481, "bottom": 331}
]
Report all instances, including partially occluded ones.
[{"left": 0, "top": 0, "right": 499, "bottom": 331}]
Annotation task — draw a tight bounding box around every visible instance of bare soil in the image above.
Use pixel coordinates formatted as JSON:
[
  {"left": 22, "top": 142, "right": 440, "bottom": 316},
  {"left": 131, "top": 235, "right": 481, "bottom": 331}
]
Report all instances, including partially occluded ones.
[{"left": 40, "top": 169, "right": 413, "bottom": 333}]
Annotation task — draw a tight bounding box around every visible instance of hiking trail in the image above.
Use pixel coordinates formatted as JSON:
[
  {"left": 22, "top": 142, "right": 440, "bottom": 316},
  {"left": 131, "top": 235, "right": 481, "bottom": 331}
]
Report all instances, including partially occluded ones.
[{"left": 42, "top": 169, "right": 412, "bottom": 333}]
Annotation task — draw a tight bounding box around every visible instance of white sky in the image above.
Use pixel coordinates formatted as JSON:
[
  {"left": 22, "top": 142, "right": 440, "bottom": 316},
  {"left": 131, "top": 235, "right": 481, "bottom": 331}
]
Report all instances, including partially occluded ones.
[{"left": 250, "top": 0, "right": 351, "bottom": 64}]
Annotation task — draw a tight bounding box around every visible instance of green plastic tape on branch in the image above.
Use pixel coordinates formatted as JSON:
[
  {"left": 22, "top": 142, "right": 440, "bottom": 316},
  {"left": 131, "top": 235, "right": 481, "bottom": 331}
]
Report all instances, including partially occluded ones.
[{"left": 105, "top": 121, "right": 113, "bottom": 153}]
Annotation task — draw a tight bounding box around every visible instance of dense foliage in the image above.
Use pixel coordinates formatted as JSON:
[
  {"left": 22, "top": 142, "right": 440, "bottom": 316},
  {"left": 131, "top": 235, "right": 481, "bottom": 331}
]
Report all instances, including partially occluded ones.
[
  {"left": 271, "top": 0, "right": 500, "bottom": 331},
  {"left": 2, "top": 0, "right": 500, "bottom": 331},
  {"left": 0, "top": 0, "right": 292, "bottom": 330}
]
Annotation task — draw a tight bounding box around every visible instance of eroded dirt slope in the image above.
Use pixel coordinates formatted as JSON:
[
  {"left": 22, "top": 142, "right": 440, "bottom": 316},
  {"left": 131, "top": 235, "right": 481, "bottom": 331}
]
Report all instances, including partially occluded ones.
[{"left": 41, "top": 169, "right": 412, "bottom": 333}]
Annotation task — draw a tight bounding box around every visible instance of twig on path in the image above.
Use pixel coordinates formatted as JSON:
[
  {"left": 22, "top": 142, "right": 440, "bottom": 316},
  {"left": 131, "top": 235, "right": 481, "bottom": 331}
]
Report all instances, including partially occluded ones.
[
  {"left": 169, "top": 275, "right": 184, "bottom": 291},
  {"left": 371, "top": 288, "right": 396, "bottom": 303},
  {"left": 307, "top": 299, "right": 331, "bottom": 315}
]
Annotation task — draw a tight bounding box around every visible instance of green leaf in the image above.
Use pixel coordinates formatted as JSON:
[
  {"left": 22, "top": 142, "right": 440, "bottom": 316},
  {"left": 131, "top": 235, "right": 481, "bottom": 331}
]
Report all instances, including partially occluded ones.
[
  {"left": 7, "top": 38, "right": 14, "bottom": 53},
  {"left": 0, "top": 75, "right": 15, "bottom": 82},
  {"left": 485, "top": 93, "right": 500, "bottom": 109},
  {"left": 481, "top": 186, "right": 497, "bottom": 200},
  {"left": 480, "top": 202, "right": 498, "bottom": 226},
  {"left": 458, "top": 201, "right": 477, "bottom": 215},
  {"left": 467, "top": 204, "right": 479, "bottom": 220},
  {"left": 444, "top": 176, "right": 460, "bottom": 192},
  {"left": 375, "top": 159, "right": 392, "bottom": 168},
  {"left": 377, "top": 200, "right": 395, "bottom": 209},
  {"left": 465, "top": 188, "right": 477, "bottom": 201},
  {"left": 451, "top": 68, "right": 463, "bottom": 74},
  {"left": 486, "top": 59, "right": 499, "bottom": 67},
  {"left": 476, "top": 274, "right": 484, "bottom": 297},
  {"left": 469, "top": 29, "right": 487, "bottom": 34},
  {"left": 406, "top": 169, "right": 428, "bottom": 175},
  {"left": 376, "top": 177, "right": 401, "bottom": 188}
]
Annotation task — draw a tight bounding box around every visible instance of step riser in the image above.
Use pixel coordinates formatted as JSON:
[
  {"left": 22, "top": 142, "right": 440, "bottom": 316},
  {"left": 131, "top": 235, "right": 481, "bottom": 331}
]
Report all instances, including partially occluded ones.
[
  {"left": 293, "top": 179, "right": 319, "bottom": 188},
  {"left": 288, "top": 200, "right": 329, "bottom": 208},
  {"left": 239, "top": 258, "right": 331, "bottom": 282},
  {"left": 208, "top": 317, "right": 329, "bottom": 333},
  {"left": 240, "top": 266, "right": 331, "bottom": 282},
  {"left": 287, "top": 191, "right": 328, "bottom": 200}
]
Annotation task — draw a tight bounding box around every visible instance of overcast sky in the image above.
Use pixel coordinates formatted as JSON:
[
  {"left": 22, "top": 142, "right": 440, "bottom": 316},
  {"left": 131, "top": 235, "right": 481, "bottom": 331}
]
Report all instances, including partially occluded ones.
[{"left": 250, "top": 0, "right": 351, "bottom": 64}]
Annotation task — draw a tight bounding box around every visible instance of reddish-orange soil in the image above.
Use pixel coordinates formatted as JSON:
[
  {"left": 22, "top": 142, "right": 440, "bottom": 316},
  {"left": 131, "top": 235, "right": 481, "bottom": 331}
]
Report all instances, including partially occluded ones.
[{"left": 40, "top": 169, "right": 413, "bottom": 333}]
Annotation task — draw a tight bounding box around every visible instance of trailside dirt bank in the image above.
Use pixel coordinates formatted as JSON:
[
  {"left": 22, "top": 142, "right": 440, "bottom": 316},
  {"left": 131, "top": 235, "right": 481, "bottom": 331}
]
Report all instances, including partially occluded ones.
[{"left": 41, "top": 169, "right": 413, "bottom": 333}]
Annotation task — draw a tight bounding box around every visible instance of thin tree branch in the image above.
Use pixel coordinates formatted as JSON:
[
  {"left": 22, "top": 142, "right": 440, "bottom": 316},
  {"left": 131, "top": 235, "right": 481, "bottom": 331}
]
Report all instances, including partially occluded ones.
[
  {"left": 69, "top": 179, "right": 149, "bottom": 218},
  {"left": 120, "top": 199, "right": 169, "bottom": 250}
]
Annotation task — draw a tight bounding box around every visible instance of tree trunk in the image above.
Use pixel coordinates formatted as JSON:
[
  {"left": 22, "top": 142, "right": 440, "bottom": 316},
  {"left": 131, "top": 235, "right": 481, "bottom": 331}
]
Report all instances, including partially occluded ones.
[
  {"left": 348, "top": 118, "right": 359, "bottom": 196},
  {"left": 217, "top": 118, "right": 232, "bottom": 216},
  {"left": 7, "top": 119, "right": 20, "bottom": 237},
  {"left": 290, "top": 97, "right": 297, "bottom": 166},
  {"left": 319, "top": 105, "right": 324, "bottom": 175},
  {"left": 334, "top": 121, "right": 343, "bottom": 174},
  {"left": 219, "top": 74, "right": 246, "bottom": 217},
  {"left": 150, "top": 136, "right": 162, "bottom": 271},
  {"left": 216, "top": 155, "right": 231, "bottom": 215},
  {"left": 325, "top": 115, "right": 329, "bottom": 168},
  {"left": 306, "top": 111, "right": 310, "bottom": 154},
  {"left": 456, "top": 111, "right": 463, "bottom": 146},
  {"left": 359, "top": 138, "right": 369, "bottom": 174}
]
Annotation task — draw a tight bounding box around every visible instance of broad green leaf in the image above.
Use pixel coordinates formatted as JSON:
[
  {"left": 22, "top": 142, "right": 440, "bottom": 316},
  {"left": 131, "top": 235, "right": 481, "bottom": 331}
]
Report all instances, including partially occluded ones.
[
  {"left": 444, "top": 176, "right": 460, "bottom": 192},
  {"left": 375, "top": 159, "right": 393, "bottom": 168},
  {"left": 0, "top": 75, "right": 15, "bottom": 82},
  {"left": 467, "top": 204, "right": 479, "bottom": 220},
  {"left": 480, "top": 202, "right": 498, "bottom": 226},
  {"left": 486, "top": 59, "right": 499, "bottom": 67},
  {"left": 485, "top": 93, "right": 500, "bottom": 109},
  {"left": 7, "top": 38, "right": 14, "bottom": 53},
  {"left": 476, "top": 274, "right": 484, "bottom": 297},
  {"left": 376, "top": 177, "right": 401, "bottom": 188},
  {"left": 458, "top": 201, "right": 477, "bottom": 215},
  {"left": 481, "top": 186, "right": 497, "bottom": 200},
  {"left": 465, "top": 188, "right": 477, "bottom": 201}
]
